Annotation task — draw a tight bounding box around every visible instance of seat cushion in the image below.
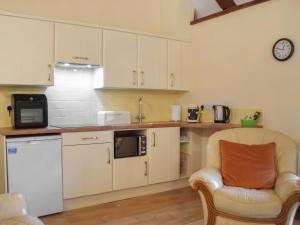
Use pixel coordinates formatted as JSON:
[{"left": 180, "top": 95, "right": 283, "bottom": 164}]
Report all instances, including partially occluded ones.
[
  {"left": 213, "top": 186, "right": 282, "bottom": 218},
  {"left": 220, "top": 140, "right": 276, "bottom": 189},
  {"left": 0, "top": 215, "right": 44, "bottom": 225}
]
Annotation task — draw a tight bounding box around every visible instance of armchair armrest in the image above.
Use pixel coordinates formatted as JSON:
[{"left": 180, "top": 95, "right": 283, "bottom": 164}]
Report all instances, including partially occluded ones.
[
  {"left": 189, "top": 168, "right": 223, "bottom": 193},
  {"left": 274, "top": 173, "right": 300, "bottom": 202},
  {"left": 0, "top": 193, "right": 28, "bottom": 221}
]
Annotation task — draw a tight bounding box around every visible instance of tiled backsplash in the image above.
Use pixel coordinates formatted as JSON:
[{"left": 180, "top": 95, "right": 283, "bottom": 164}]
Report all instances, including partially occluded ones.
[{"left": 45, "top": 68, "right": 102, "bottom": 125}]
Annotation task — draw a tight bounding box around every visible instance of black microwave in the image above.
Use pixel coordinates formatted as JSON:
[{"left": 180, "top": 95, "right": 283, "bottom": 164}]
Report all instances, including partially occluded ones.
[
  {"left": 11, "top": 94, "right": 48, "bottom": 129},
  {"left": 114, "top": 134, "right": 147, "bottom": 159}
]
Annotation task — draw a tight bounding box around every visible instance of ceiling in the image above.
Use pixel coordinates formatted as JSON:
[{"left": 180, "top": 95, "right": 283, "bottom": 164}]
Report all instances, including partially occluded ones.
[{"left": 192, "top": 0, "right": 256, "bottom": 19}]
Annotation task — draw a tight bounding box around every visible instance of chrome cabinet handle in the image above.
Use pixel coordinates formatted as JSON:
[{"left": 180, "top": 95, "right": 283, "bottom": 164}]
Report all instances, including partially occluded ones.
[
  {"left": 152, "top": 132, "right": 156, "bottom": 147},
  {"left": 48, "top": 64, "right": 52, "bottom": 81},
  {"left": 107, "top": 147, "right": 111, "bottom": 164},
  {"left": 144, "top": 161, "right": 148, "bottom": 176},
  {"left": 170, "top": 73, "right": 175, "bottom": 87},
  {"left": 140, "top": 70, "right": 145, "bottom": 86},
  {"left": 81, "top": 136, "right": 98, "bottom": 140},
  {"left": 132, "top": 70, "right": 137, "bottom": 85},
  {"left": 72, "top": 56, "right": 89, "bottom": 60}
]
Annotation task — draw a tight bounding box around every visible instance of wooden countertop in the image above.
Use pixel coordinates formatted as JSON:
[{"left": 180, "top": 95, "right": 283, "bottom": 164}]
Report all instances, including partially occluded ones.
[{"left": 0, "top": 122, "right": 261, "bottom": 136}]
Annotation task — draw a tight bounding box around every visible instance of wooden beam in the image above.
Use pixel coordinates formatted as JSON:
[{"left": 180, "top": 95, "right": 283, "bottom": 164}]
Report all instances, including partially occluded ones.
[
  {"left": 216, "top": 0, "right": 236, "bottom": 10},
  {"left": 191, "top": 0, "right": 271, "bottom": 25}
]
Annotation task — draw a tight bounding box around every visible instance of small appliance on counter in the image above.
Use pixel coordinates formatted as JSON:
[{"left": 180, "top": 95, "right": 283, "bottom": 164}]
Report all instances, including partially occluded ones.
[
  {"left": 213, "top": 105, "right": 230, "bottom": 123},
  {"left": 11, "top": 94, "right": 48, "bottom": 129},
  {"left": 97, "top": 111, "right": 131, "bottom": 125},
  {"left": 187, "top": 105, "right": 200, "bottom": 123},
  {"left": 171, "top": 105, "right": 181, "bottom": 122}
]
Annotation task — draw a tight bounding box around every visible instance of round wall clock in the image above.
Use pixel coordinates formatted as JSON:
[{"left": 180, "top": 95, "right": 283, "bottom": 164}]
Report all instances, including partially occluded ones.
[{"left": 272, "top": 38, "right": 294, "bottom": 61}]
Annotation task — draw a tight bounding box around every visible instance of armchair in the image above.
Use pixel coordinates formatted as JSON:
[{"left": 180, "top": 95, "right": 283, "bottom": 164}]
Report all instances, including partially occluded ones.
[
  {"left": 0, "top": 193, "right": 44, "bottom": 225},
  {"left": 190, "top": 128, "right": 300, "bottom": 225}
]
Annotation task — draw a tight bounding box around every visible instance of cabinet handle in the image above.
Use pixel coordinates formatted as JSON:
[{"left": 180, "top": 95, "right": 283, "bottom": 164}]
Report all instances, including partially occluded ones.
[
  {"left": 48, "top": 64, "right": 52, "bottom": 81},
  {"left": 107, "top": 147, "right": 111, "bottom": 164},
  {"left": 81, "top": 136, "right": 98, "bottom": 140},
  {"left": 72, "top": 56, "right": 89, "bottom": 60},
  {"left": 132, "top": 70, "right": 137, "bottom": 85},
  {"left": 152, "top": 132, "right": 156, "bottom": 147},
  {"left": 170, "top": 73, "right": 175, "bottom": 87},
  {"left": 140, "top": 70, "right": 145, "bottom": 86},
  {"left": 144, "top": 161, "right": 148, "bottom": 176}
]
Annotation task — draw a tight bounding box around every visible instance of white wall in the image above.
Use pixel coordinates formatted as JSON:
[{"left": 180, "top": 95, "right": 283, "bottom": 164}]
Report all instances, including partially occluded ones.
[
  {"left": 180, "top": 0, "right": 300, "bottom": 142},
  {"left": 0, "top": 0, "right": 162, "bottom": 34},
  {"left": 45, "top": 68, "right": 101, "bottom": 125}
]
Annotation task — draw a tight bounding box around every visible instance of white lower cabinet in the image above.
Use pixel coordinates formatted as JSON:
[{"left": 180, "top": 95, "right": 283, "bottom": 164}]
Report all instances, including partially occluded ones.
[
  {"left": 113, "top": 156, "right": 148, "bottom": 191},
  {"left": 147, "top": 127, "right": 180, "bottom": 184},
  {"left": 62, "top": 131, "right": 113, "bottom": 199},
  {"left": 62, "top": 128, "right": 180, "bottom": 198}
]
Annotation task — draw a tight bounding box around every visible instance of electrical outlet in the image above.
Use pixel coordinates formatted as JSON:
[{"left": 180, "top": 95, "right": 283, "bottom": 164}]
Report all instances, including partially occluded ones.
[{"left": 201, "top": 104, "right": 214, "bottom": 110}]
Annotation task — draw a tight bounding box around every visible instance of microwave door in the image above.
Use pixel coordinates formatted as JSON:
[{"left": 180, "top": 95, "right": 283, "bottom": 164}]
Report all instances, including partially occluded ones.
[{"left": 114, "top": 137, "right": 138, "bottom": 158}]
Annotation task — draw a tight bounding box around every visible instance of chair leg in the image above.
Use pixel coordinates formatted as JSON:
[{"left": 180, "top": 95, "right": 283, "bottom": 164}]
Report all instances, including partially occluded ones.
[{"left": 207, "top": 212, "right": 216, "bottom": 225}]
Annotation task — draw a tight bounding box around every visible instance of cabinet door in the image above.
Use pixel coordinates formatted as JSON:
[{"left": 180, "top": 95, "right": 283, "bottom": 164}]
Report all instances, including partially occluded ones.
[
  {"left": 168, "top": 40, "right": 182, "bottom": 90},
  {"left": 55, "top": 23, "right": 102, "bottom": 65},
  {"left": 0, "top": 15, "right": 54, "bottom": 85},
  {"left": 147, "top": 127, "right": 180, "bottom": 184},
  {"left": 113, "top": 156, "right": 148, "bottom": 190},
  {"left": 103, "top": 30, "right": 138, "bottom": 88},
  {"left": 63, "top": 143, "right": 112, "bottom": 199},
  {"left": 139, "top": 35, "right": 168, "bottom": 89}
]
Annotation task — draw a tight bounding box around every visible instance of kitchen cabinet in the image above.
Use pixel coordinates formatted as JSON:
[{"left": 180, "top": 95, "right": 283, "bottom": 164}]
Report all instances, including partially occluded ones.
[
  {"left": 138, "top": 35, "right": 168, "bottom": 89},
  {"left": 113, "top": 156, "right": 148, "bottom": 190},
  {"left": 103, "top": 30, "right": 138, "bottom": 88},
  {"left": 0, "top": 15, "right": 54, "bottom": 86},
  {"left": 55, "top": 23, "right": 102, "bottom": 65},
  {"left": 147, "top": 127, "right": 180, "bottom": 184},
  {"left": 62, "top": 131, "right": 113, "bottom": 199},
  {"left": 168, "top": 40, "right": 182, "bottom": 90}
]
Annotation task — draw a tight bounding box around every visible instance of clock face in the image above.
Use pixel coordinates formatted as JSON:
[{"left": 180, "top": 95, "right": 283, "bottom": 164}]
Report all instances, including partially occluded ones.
[{"left": 273, "top": 38, "right": 294, "bottom": 61}]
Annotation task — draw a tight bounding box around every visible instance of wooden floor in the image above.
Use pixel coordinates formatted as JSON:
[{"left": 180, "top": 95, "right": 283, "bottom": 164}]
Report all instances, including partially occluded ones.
[{"left": 41, "top": 187, "right": 203, "bottom": 225}]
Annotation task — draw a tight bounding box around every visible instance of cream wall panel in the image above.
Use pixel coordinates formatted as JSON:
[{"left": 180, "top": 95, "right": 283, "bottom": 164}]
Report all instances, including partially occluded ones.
[
  {"left": 113, "top": 156, "right": 148, "bottom": 190},
  {"left": 0, "top": 0, "right": 161, "bottom": 34},
  {"left": 55, "top": 23, "right": 102, "bottom": 65},
  {"left": 63, "top": 143, "right": 113, "bottom": 199},
  {"left": 0, "top": 15, "right": 54, "bottom": 85},
  {"left": 168, "top": 40, "right": 182, "bottom": 90},
  {"left": 138, "top": 35, "right": 168, "bottom": 89},
  {"left": 148, "top": 127, "right": 180, "bottom": 184},
  {"left": 103, "top": 30, "right": 138, "bottom": 88}
]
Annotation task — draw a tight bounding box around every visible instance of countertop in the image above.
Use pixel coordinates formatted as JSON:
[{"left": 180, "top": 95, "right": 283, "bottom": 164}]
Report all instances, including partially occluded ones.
[{"left": 0, "top": 122, "right": 261, "bottom": 136}]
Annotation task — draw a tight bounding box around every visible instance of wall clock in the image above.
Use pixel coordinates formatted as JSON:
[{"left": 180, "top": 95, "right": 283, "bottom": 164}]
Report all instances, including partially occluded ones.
[{"left": 272, "top": 38, "right": 294, "bottom": 61}]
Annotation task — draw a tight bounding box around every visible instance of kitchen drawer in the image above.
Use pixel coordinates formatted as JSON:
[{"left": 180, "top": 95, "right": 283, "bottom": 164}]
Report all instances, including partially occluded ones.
[{"left": 62, "top": 131, "right": 113, "bottom": 146}]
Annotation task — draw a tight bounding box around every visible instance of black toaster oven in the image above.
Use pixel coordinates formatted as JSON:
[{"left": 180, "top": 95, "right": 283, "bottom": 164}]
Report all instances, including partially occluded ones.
[{"left": 11, "top": 94, "right": 48, "bottom": 129}]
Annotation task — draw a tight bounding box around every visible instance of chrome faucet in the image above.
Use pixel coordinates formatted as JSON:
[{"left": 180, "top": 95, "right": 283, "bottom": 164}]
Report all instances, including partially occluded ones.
[{"left": 136, "top": 97, "right": 145, "bottom": 123}]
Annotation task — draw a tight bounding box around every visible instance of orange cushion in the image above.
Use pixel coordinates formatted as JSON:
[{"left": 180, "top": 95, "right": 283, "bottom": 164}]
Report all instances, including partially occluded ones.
[{"left": 220, "top": 140, "right": 276, "bottom": 189}]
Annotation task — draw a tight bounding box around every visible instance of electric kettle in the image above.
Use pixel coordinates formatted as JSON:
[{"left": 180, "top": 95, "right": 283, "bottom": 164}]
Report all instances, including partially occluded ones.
[{"left": 213, "top": 105, "right": 230, "bottom": 123}]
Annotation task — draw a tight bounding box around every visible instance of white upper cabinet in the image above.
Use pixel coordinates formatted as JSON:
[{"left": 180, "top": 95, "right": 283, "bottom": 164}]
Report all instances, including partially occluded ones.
[
  {"left": 0, "top": 15, "right": 54, "bottom": 86},
  {"left": 168, "top": 40, "right": 182, "bottom": 90},
  {"left": 138, "top": 35, "right": 168, "bottom": 90},
  {"left": 55, "top": 23, "right": 102, "bottom": 65},
  {"left": 103, "top": 30, "right": 138, "bottom": 88}
]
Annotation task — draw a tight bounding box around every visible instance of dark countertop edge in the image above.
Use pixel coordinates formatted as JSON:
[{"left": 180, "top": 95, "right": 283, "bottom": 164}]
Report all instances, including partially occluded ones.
[{"left": 0, "top": 122, "right": 263, "bottom": 137}]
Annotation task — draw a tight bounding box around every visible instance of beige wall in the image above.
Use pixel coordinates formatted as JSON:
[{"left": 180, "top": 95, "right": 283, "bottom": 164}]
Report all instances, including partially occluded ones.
[
  {"left": 0, "top": 0, "right": 161, "bottom": 34},
  {"left": 180, "top": 0, "right": 300, "bottom": 141}
]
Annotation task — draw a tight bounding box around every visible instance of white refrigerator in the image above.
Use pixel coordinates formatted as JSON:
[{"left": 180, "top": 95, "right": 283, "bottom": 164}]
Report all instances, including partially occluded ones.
[{"left": 6, "top": 135, "right": 63, "bottom": 217}]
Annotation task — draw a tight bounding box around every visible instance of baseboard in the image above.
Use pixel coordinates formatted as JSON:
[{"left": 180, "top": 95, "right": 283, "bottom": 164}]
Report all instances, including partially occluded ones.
[{"left": 64, "top": 179, "right": 189, "bottom": 210}]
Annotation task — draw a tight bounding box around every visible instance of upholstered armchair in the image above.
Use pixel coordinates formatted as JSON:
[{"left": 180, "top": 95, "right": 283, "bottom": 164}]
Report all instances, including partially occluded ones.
[
  {"left": 0, "top": 193, "right": 44, "bottom": 225},
  {"left": 190, "top": 128, "right": 300, "bottom": 225}
]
